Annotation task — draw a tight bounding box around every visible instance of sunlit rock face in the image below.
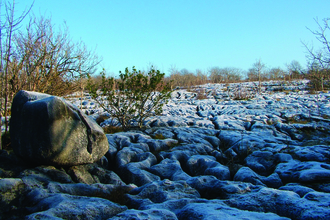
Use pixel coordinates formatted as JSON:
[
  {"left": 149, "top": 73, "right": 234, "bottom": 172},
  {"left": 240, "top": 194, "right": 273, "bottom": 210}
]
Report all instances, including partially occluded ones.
[{"left": 10, "top": 90, "right": 109, "bottom": 166}]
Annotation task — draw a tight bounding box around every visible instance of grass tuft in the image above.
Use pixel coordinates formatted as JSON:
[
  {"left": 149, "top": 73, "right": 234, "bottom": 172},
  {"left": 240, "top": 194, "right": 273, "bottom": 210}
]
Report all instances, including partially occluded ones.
[
  {"left": 153, "top": 133, "right": 166, "bottom": 140},
  {"left": 102, "top": 125, "right": 123, "bottom": 134}
]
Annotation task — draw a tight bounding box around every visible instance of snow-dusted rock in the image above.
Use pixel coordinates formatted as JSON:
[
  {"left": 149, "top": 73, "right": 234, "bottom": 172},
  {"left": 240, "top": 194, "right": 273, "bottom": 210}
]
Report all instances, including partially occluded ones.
[{"left": 3, "top": 80, "right": 330, "bottom": 219}]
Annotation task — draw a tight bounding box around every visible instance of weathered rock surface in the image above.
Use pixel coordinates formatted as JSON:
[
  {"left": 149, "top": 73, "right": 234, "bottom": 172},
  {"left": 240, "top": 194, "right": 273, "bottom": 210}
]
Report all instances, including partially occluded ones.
[
  {"left": 2, "top": 81, "right": 330, "bottom": 219},
  {"left": 10, "top": 90, "right": 109, "bottom": 166}
]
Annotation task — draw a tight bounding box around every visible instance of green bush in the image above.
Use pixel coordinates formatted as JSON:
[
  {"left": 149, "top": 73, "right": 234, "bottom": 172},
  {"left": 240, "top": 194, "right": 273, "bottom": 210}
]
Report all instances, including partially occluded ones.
[{"left": 87, "top": 67, "right": 172, "bottom": 131}]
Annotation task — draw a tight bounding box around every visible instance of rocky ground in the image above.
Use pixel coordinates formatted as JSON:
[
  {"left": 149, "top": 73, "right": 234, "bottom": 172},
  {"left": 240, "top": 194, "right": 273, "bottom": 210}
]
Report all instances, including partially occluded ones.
[{"left": 1, "top": 80, "right": 330, "bottom": 219}]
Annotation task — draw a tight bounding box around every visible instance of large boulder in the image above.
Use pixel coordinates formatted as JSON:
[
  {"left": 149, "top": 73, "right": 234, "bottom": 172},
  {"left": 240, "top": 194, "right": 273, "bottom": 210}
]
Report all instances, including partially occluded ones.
[{"left": 10, "top": 90, "right": 109, "bottom": 166}]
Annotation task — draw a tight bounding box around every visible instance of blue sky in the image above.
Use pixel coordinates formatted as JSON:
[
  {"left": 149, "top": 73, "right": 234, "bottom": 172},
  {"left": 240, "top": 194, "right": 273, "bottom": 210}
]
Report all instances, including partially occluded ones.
[{"left": 16, "top": 0, "right": 330, "bottom": 76}]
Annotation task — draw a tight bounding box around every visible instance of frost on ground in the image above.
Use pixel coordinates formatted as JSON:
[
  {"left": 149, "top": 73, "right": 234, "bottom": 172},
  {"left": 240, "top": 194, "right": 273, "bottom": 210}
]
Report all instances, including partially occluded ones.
[{"left": 1, "top": 80, "right": 330, "bottom": 219}]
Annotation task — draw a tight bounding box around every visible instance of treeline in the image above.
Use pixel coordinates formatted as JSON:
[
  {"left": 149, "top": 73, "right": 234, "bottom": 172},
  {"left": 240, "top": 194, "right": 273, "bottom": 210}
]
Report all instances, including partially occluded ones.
[{"left": 164, "top": 60, "right": 304, "bottom": 88}]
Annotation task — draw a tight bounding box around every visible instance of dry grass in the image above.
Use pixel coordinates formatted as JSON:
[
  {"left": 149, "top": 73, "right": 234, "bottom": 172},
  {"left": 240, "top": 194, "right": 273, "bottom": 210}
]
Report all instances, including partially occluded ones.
[
  {"left": 232, "top": 90, "right": 254, "bottom": 100},
  {"left": 286, "top": 116, "right": 310, "bottom": 124},
  {"left": 195, "top": 90, "right": 208, "bottom": 100},
  {"left": 103, "top": 125, "right": 123, "bottom": 134},
  {"left": 321, "top": 114, "right": 330, "bottom": 119},
  {"left": 95, "top": 114, "right": 110, "bottom": 125},
  {"left": 153, "top": 133, "right": 166, "bottom": 140}
]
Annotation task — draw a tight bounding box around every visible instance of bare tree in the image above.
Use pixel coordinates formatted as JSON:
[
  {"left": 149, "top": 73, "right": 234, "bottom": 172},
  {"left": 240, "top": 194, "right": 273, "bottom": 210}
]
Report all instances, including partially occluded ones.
[
  {"left": 12, "top": 16, "right": 100, "bottom": 96},
  {"left": 0, "top": 0, "right": 33, "bottom": 149},
  {"left": 209, "top": 67, "right": 243, "bottom": 83},
  {"left": 167, "top": 67, "right": 208, "bottom": 88},
  {"left": 303, "top": 18, "right": 330, "bottom": 91},
  {"left": 286, "top": 60, "right": 303, "bottom": 80},
  {"left": 208, "top": 67, "right": 243, "bottom": 83},
  {"left": 268, "top": 67, "right": 287, "bottom": 80},
  {"left": 0, "top": 5, "right": 100, "bottom": 148},
  {"left": 247, "top": 59, "right": 266, "bottom": 93}
]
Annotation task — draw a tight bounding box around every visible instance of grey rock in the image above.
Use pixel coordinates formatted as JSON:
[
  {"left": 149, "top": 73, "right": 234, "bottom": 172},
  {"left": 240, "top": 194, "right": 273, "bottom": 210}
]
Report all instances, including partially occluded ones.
[
  {"left": 262, "top": 173, "right": 283, "bottom": 189},
  {"left": 225, "top": 186, "right": 330, "bottom": 219},
  {"left": 213, "top": 115, "right": 246, "bottom": 131},
  {"left": 311, "top": 183, "right": 330, "bottom": 193},
  {"left": 120, "top": 162, "right": 160, "bottom": 186},
  {"left": 90, "top": 166, "right": 125, "bottom": 185},
  {"left": 26, "top": 193, "right": 127, "bottom": 220},
  {"left": 234, "top": 167, "right": 264, "bottom": 186},
  {"left": 150, "top": 128, "right": 176, "bottom": 139},
  {"left": 177, "top": 201, "right": 290, "bottom": 220},
  {"left": 279, "top": 183, "right": 315, "bottom": 197},
  {"left": 186, "top": 175, "right": 260, "bottom": 199},
  {"left": 186, "top": 155, "right": 230, "bottom": 180},
  {"left": 10, "top": 90, "right": 108, "bottom": 166},
  {"left": 96, "top": 156, "right": 109, "bottom": 169},
  {"left": 116, "top": 147, "right": 145, "bottom": 167},
  {"left": 275, "top": 160, "right": 330, "bottom": 183},
  {"left": 140, "top": 198, "right": 206, "bottom": 215},
  {"left": 174, "top": 129, "right": 217, "bottom": 148},
  {"left": 110, "top": 208, "right": 178, "bottom": 220},
  {"left": 303, "top": 191, "right": 330, "bottom": 203},
  {"left": 146, "top": 139, "right": 178, "bottom": 153},
  {"left": 218, "top": 130, "right": 267, "bottom": 158},
  {"left": 149, "top": 159, "right": 190, "bottom": 181},
  {"left": 245, "top": 151, "right": 275, "bottom": 176},
  {"left": 67, "top": 164, "right": 97, "bottom": 184},
  {"left": 117, "top": 151, "right": 159, "bottom": 186},
  {"left": 234, "top": 166, "right": 283, "bottom": 188},
  {"left": 34, "top": 166, "right": 73, "bottom": 183},
  {"left": 293, "top": 145, "right": 330, "bottom": 162},
  {"left": 127, "top": 179, "right": 200, "bottom": 209},
  {"left": 159, "top": 143, "right": 216, "bottom": 164},
  {"left": 274, "top": 153, "right": 293, "bottom": 163},
  {"left": 274, "top": 123, "right": 304, "bottom": 141}
]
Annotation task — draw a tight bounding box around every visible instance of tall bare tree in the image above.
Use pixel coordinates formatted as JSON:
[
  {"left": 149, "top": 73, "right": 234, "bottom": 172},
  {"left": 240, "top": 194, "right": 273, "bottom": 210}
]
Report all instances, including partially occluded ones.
[
  {"left": 286, "top": 60, "right": 303, "bottom": 80},
  {"left": 303, "top": 18, "right": 330, "bottom": 91},
  {"left": 267, "top": 67, "right": 286, "bottom": 80},
  {"left": 0, "top": 0, "right": 32, "bottom": 149},
  {"left": 247, "top": 59, "right": 266, "bottom": 93},
  {"left": 0, "top": 3, "right": 100, "bottom": 149},
  {"left": 209, "top": 67, "right": 243, "bottom": 83},
  {"left": 12, "top": 15, "right": 100, "bottom": 96}
]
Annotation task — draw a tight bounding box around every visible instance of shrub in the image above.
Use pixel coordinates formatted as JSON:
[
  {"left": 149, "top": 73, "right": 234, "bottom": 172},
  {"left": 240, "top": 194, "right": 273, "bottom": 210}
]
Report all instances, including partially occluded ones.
[{"left": 87, "top": 67, "right": 172, "bottom": 131}]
